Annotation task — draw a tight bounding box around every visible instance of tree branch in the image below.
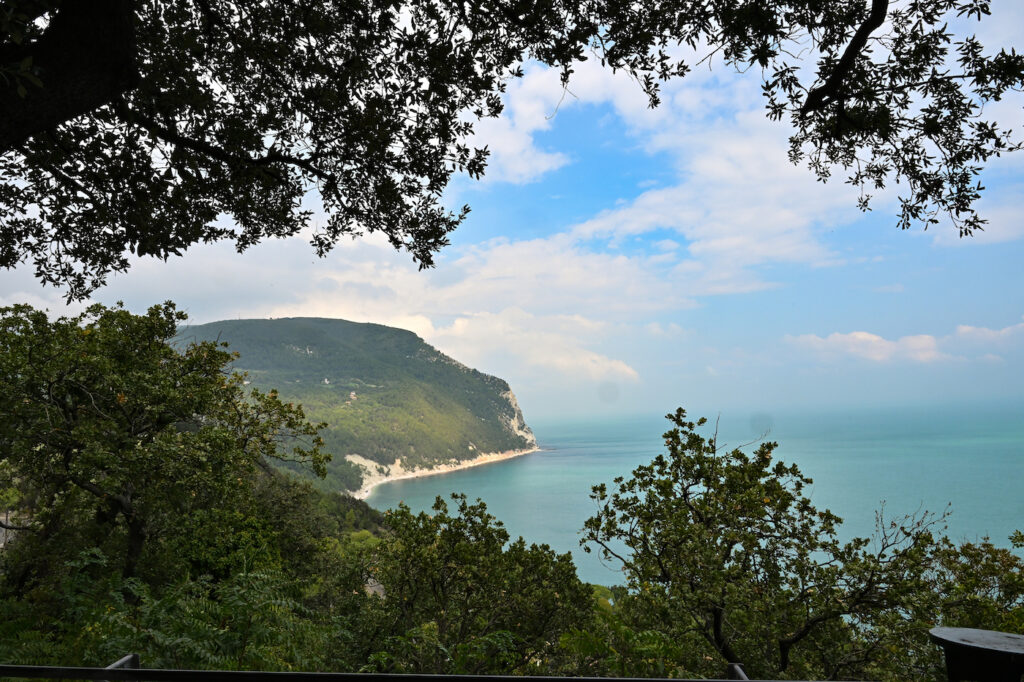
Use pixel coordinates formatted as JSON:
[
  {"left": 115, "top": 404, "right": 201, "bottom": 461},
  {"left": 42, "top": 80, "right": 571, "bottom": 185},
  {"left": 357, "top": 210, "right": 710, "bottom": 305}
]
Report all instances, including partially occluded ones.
[
  {"left": 801, "top": 0, "right": 890, "bottom": 116},
  {"left": 712, "top": 605, "right": 741, "bottom": 664},
  {"left": 0, "top": 517, "right": 36, "bottom": 532},
  {"left": 66, "top": 471, "right": 131, "bottom": 515},
  {"left": 114, "top": 102, "right": 333, "bottom": 183},
  {"left": 590, "top": 536, "right": 633, "bottom": 571},
  {"left": 778, "top": 608, "right": 839, "bottom": 671}
]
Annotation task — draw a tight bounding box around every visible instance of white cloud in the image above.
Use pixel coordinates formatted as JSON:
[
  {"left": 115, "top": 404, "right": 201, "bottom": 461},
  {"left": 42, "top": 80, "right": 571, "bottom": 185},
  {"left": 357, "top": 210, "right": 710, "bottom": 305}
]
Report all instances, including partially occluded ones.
[
  {"left": 0, "top": 226, "right": 678, "bottom": 391},
  {"left": 129, "top": 234, "right": 654, "bottom": 385},
  {"left": 645, "top": 321, "right": 686, "bottom": 337},
  {"left": 0, "top": 290, "right": 86, "bottom": 316},
  {"left": 466, "top": 64, "right": 571, "bottom": 183},
  {"left": 788, "top": 331, "right": 951, "bottom": 363},
  {"left": 561, "top": 89, "right": 862, "bottom": 294},
  {"left": 932, "top": 199, "right": 1024, "bottom": 247},
  {"left": 474, "top": 37, "right": 1024, "bottom": 277},
  {"left": 471, "top": 116, "right": 568, "bottom": 184},
  {"left": 0, "top": 267, "right": 90, "bottom": 315},
  {"left": 954, "top": 317, "right": 1024, "bottom": 345},
  {"left": 790, "top": 316, "right": 1024, "bottom": 365},
  {"left": 430, "top": 309, "right": 639, "bottom": 382}
]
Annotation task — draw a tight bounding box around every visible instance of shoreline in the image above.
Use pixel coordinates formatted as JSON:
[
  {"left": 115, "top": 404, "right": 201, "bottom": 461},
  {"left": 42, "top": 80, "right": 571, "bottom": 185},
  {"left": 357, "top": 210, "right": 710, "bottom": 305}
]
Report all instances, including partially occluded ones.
[{"left": 347, "top": 446, "right": 541, "bottom": 500}]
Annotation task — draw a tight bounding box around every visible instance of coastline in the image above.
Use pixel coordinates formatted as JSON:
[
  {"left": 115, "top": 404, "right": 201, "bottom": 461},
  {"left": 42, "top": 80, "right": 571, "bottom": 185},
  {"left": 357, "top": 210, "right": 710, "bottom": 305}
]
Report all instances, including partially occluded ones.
[{"left": 347, "top": 446, "right": 541, "bottom": 500}]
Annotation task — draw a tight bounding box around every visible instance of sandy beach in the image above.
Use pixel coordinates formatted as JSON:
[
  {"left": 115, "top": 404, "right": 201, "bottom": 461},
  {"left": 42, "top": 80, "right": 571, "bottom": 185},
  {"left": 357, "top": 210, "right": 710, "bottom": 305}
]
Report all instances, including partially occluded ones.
[{"left": 347, "top": 446, "right": 540, "bottom": 500}]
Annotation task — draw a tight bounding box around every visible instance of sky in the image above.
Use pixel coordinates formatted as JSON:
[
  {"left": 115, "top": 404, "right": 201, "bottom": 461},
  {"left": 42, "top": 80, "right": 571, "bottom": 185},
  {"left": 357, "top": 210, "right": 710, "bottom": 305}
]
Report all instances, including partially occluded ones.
[{"left": 2, "top": 3, "right": 1024, "bottom": 421}]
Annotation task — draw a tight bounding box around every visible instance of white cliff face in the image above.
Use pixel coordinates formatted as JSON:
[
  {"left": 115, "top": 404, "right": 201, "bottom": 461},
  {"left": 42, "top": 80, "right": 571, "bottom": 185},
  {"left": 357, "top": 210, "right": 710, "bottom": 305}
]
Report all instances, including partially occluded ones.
[
  {"left": 344, "top": 388, "right": 538, "bottom": 498},
  {"left": 502, "top": 390, "right": 536, "bottom": 446}
]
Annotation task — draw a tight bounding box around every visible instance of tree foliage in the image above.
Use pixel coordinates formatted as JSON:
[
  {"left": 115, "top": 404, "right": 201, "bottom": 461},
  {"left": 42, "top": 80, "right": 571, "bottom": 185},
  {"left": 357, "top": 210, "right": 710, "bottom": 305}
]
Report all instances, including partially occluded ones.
[
  {"left": 360, "top": 494, "right": 594, "bottom": 674},
  {"left": 0, "top": 302, "right": 329, "bottom": 586},
  {"left": 580, "top": 408, "right": 1024, "bottom": 680},
  {"left": 0, "top": 302, "right": 594, "bottom": 672},
  {"left": 1, "top": 0, "right": 1022, "bottom": 297},
  {"left": 0, "top": 302, "right": 381, "bottom": 668}
]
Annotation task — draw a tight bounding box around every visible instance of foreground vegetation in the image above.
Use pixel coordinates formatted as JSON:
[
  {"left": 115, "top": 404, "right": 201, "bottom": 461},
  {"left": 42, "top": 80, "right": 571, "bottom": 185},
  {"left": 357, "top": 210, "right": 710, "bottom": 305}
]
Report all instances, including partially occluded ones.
[{"left": 1, "top": 304, "right": 1022, "bottom": 680}]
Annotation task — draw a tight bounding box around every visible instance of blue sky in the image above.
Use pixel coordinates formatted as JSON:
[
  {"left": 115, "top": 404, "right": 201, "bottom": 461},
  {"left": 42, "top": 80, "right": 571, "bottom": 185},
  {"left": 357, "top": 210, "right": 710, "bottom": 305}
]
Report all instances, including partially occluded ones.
[{"left": 2, "top": 3, "right": 1023, "bottom": 420}]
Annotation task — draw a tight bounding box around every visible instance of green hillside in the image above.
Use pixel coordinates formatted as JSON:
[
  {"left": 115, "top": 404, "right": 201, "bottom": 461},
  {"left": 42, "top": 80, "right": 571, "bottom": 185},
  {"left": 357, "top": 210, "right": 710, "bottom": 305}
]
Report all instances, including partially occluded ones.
[{"left": 175, "top": 317, "right": 535, "bottom": 492}]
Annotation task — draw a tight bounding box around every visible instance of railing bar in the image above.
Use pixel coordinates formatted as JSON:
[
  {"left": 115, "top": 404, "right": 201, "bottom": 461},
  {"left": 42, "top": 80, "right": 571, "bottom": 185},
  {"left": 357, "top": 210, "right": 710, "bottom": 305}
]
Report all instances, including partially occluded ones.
[{"left": 0, "top": 667, "right": 795, "bottom": 682}]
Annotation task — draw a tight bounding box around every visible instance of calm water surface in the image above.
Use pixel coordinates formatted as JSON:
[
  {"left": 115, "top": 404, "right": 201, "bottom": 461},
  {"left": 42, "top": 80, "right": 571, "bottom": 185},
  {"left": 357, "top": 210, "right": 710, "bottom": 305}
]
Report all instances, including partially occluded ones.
[{"left": 366, "top": 404, "right": 1024, "bottom": 585}]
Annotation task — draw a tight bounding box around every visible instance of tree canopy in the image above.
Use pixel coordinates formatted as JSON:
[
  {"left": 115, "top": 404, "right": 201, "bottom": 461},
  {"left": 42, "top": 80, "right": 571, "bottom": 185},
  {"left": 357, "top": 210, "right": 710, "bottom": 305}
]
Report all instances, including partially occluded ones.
[
  {"left": 361, "top": 495, "right": 593, "bottom": 674},
  {"left": 0, "top": 302, "right": 329, "bottom": 584},
  {"left": 576, "top": 409, "right": 1024, "bottom": 680},
  {"left": 2, "top": 0, "right": 1022, "bottom": 297},
  {"left": 0, "top": 304, "right": 594, "bottom": 671}
]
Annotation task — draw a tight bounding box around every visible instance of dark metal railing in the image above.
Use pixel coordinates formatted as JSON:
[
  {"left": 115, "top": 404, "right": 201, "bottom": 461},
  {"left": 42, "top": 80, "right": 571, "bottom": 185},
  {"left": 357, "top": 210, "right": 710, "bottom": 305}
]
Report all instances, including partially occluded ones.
[{"left": 0, "top": 656, "right": 765, "bottom": 682}]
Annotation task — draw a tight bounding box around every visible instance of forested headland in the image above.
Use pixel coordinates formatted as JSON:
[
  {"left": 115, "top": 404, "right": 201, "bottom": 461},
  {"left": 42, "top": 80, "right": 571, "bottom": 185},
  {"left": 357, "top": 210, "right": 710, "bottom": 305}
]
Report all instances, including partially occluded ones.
[{"left": 177, "top": 317, "right": 536, "bottom": 493}]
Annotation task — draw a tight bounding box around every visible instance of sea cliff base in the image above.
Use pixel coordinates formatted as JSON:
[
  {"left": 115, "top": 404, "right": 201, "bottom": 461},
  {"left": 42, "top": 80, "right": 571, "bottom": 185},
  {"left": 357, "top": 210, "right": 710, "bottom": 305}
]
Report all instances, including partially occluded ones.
[{"left": 346, "top": 447, "right": 540, "bottom": 500}]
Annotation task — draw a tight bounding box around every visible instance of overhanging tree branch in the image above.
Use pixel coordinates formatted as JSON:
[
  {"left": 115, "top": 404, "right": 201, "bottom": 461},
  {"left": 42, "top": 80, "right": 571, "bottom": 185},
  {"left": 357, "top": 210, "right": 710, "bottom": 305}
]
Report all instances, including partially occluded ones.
[
  {"left": 801, "top": 0, "right": 890, "bottom": 116},
  {"left": 0, "top": 517, "right": 35, "bottom": 532},
  {"left": 113, "top": 102, "right": 334, "bottom": 184},
  {"left": 2, "top": 0, "right": 1019, "bottom": 298}
]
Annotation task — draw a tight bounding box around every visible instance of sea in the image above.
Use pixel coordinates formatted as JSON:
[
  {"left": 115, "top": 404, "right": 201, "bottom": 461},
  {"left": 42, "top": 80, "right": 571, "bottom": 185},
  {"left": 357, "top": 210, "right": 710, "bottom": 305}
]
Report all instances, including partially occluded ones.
[{"left": 365, "top": 403, "right": 1024, "bottom": 586}]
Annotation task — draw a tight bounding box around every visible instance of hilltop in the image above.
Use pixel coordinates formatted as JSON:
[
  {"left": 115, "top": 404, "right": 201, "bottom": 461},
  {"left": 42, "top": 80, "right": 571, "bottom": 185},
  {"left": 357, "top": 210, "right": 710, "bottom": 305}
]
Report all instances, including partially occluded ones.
[{"left": 175, "top": 317, "right": 536, "bottom": 493}]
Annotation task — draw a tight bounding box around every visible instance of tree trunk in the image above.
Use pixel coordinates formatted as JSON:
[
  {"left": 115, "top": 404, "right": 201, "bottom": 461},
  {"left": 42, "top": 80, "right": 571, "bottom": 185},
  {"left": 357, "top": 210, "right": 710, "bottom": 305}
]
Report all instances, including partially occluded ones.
[
  {"left": 0, "top": 0, "right": 138, "bottom": 151},
  {"left": 122, "top": 514, "right": 147, "bottom": 580}
]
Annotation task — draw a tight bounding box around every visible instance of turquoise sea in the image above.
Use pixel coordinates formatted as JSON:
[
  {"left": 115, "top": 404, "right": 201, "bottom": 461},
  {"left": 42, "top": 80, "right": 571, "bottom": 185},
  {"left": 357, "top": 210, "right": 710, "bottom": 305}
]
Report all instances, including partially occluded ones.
[{"left": 366, "top": 403, "right": 1024, "bottom": 585}]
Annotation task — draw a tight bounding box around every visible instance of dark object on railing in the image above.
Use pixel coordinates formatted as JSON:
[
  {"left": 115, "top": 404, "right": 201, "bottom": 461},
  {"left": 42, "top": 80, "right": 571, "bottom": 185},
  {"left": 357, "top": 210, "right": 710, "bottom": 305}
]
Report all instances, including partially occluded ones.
[
  {"left": 725, "top": 662, "right": 749, "bottom": 680},
  {"left": 0, "top": 660, "right": 802, "bottom": 682},
  {"left": 929, "top": 626, "right": 1024, "bottom": 682},
  {"left": 103, "top": 653, "right": 140, "bottom": 682},
  {"left": 106, "top": 655, "right": 141, "bottom": 670}
]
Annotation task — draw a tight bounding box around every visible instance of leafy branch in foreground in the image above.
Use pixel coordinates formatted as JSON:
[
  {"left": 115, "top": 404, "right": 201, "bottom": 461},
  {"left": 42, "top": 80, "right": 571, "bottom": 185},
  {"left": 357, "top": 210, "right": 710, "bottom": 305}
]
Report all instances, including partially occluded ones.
[
  {"left": 0, "top": 302, "right": 327, "bottom": 585},
  {"left": 580, "top": 408, "right": 1024, "bottom": 680}
]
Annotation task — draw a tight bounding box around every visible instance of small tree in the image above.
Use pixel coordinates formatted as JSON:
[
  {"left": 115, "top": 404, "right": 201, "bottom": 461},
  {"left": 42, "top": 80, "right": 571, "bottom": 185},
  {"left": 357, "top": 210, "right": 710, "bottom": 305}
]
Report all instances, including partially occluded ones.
[
  {"left": 582, "top": 408, "right": 946, "bottom": 680},
  {"left": 363, "top": 494, "right": 593, "bottom": 674},
  {"left": 0, "top": 302, "right": 327, "bottom": 586}
]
